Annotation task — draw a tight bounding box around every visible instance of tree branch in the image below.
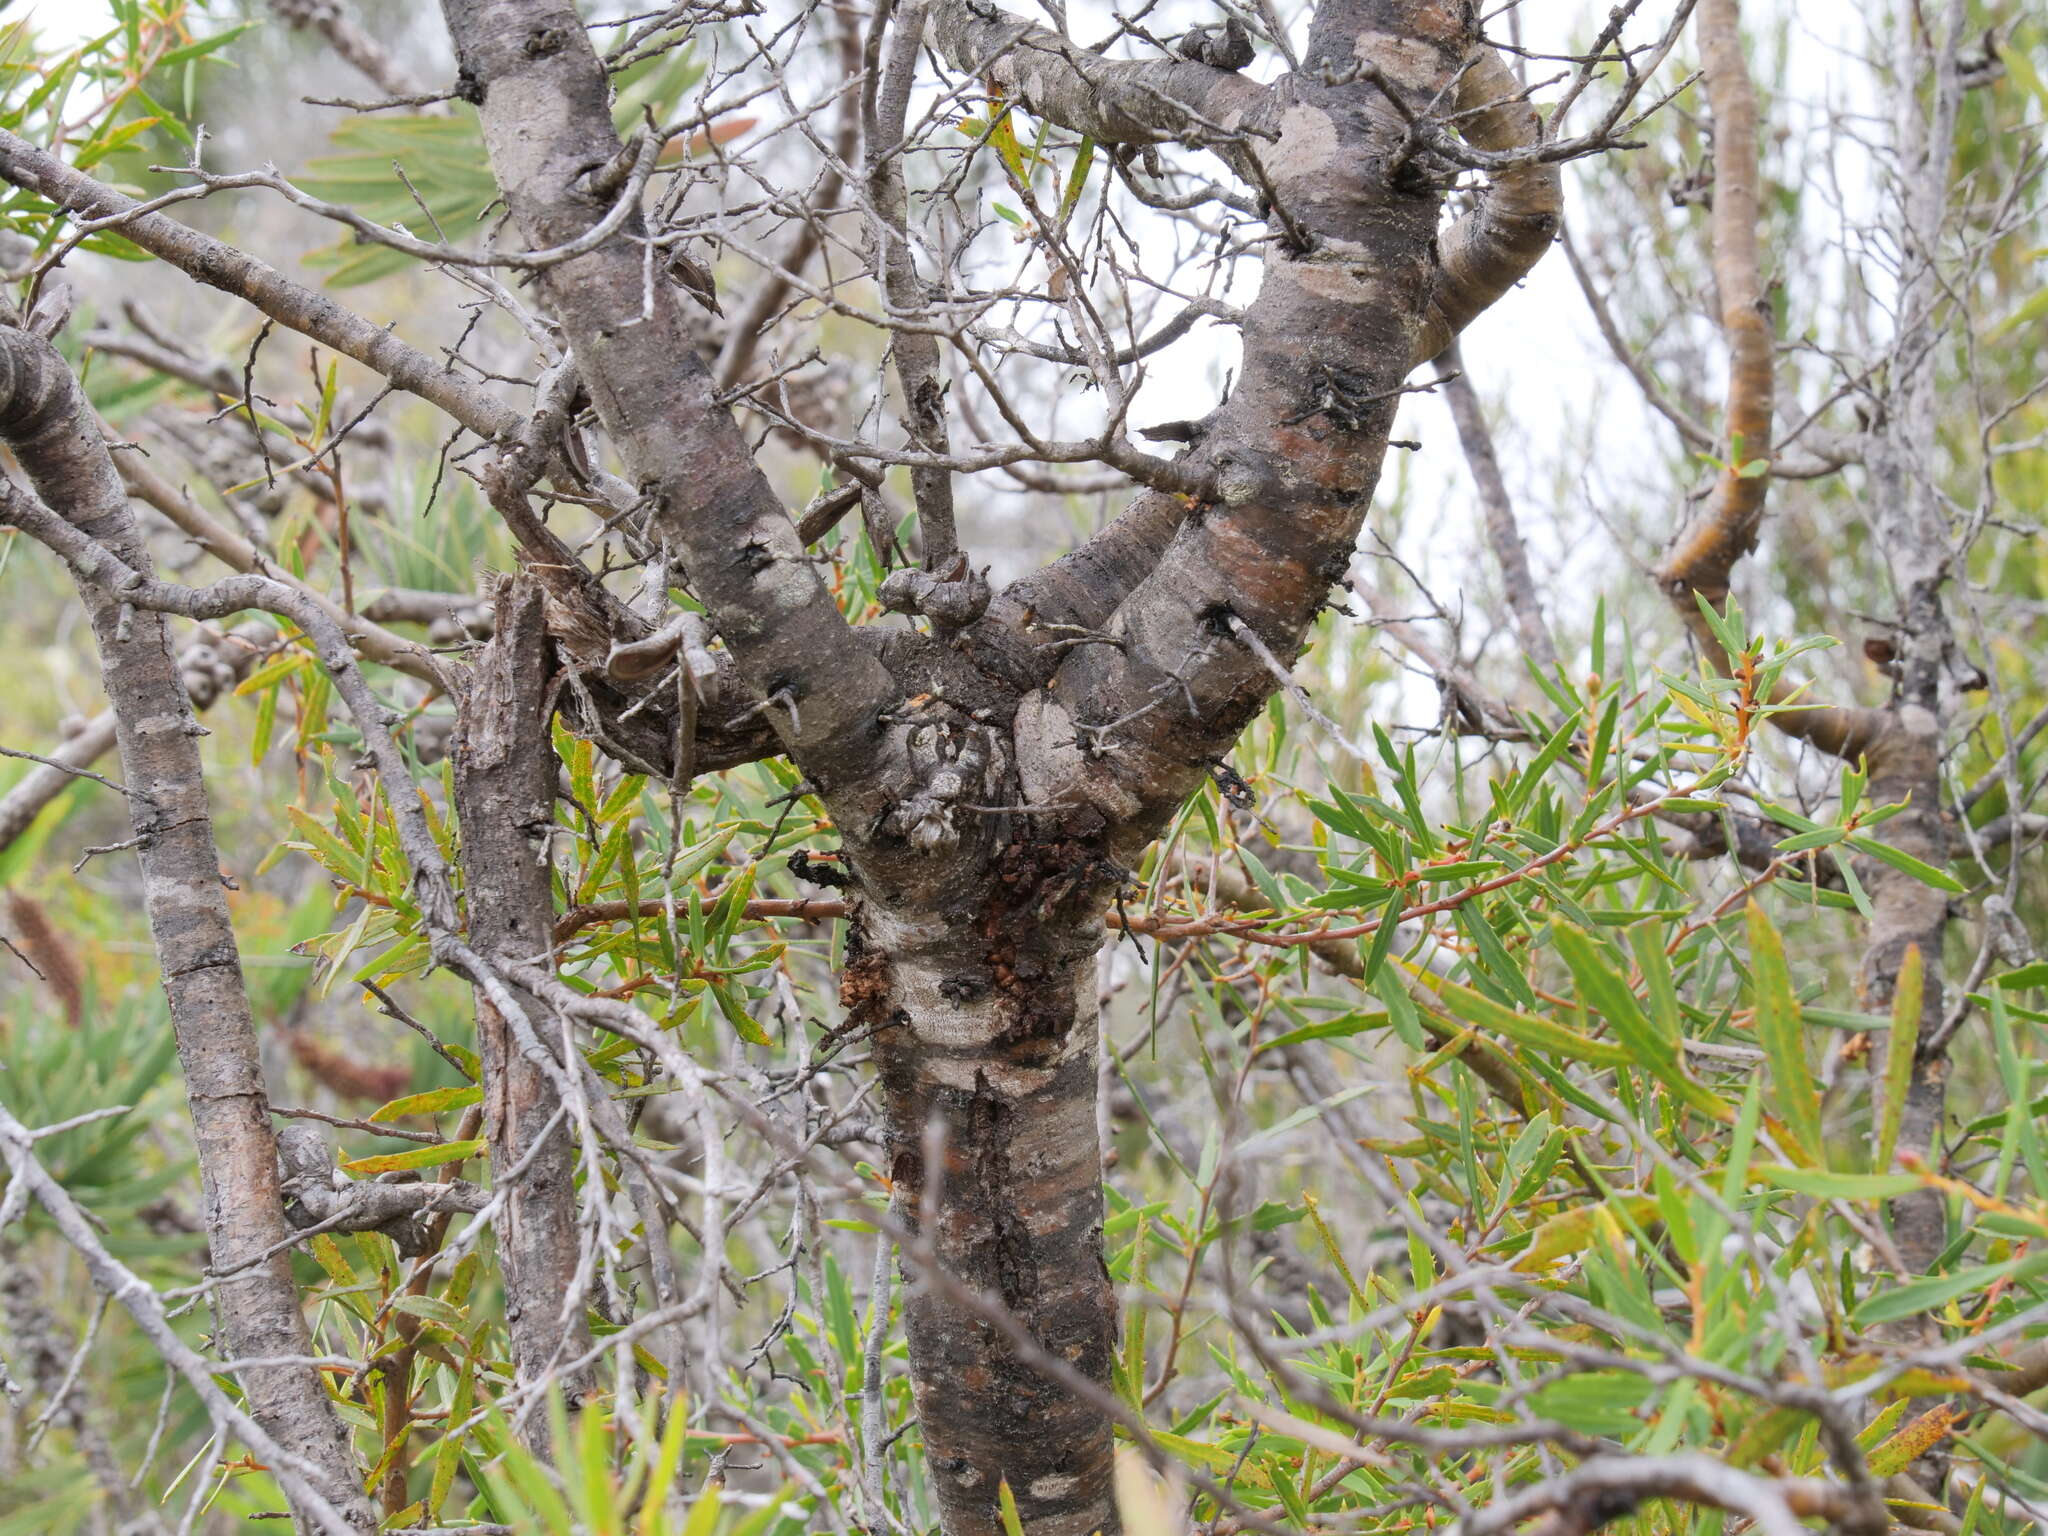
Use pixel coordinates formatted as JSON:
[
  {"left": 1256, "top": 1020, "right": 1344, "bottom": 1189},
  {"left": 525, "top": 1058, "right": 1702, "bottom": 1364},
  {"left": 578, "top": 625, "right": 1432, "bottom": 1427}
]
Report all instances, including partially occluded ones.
[
  {"left": 1434, "top": 340, "right": 1556, "bottom": 667},
  {"left": 269, "top": 0, "right": 429, "bottom": 101},
  {"left": 0, "top": 324, "right": 375, "bottom": 1533},
  {"left": 0, "top": 1098, "right": 366, "bottom": 1536},
  {"left": 438, "top": 0, "right": 897, "bottom": 804},
  {"left": 868, "top": 0, "right": 960, "bottom": 567},
  {"left": 1411, "top": 48, "right": 1565, "bottom": 363},
  {"left": 0, "top": 129, "right": 520, "bottom": 442},
  {"left": 930, "top": 0, "right": 1275, "bottom": 149}
]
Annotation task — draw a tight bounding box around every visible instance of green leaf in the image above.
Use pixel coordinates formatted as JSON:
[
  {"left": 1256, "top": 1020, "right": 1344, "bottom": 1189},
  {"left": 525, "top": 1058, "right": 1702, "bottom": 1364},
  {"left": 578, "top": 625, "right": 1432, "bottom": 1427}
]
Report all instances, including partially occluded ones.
[
  {"left": 1854, "top": 1252, "right": 2048, "bottom": 1327},
  {"left": 340, "top": 1138, "right": 484, "bottom": 1176},
  {"left": 1253, "top": 1011, "right": 1389, "bottom": 1055},
  {"left": 1746, "top": 902, "right": 1824, "bottom": 1166},
  {"left": 1994, "top": 961, "right": 2048, "bottom": 990},
  {"left": 297, "top": 114, "right": 502, "bottom": 287},
  {"left": 1875, "top": 944, "right": 1923, "bottom": 1172},
  {"left": 1554, "top": 922, "right": 1730, "bottom": 1121},
  {"left": 389, "top": 1294, "right": 465, "bottom": 1328},
  {"left": 997, "top": 1479, "right": 1026, "bottom": 1536},
  {"left": 427, "top": 1328, "right": 483, "bottom": 1519},
  {"left": 1527, "top": 1370, "right": 1656, "bottom": 1437},
  {"left": 1418, "top": 966, "right": 1632, "bottom": 1067},
  {"left": 1359, "top": 889, "right": 1405, "bottom": 990},
  {"left": 1058, "top": 135, "right": 1095, "bottom": 224},
  {"left": 1776, "top": 825, "right": 1847, "bottom": 853},
  {"left": 369, "top": 1084, "right": 483, "bottom": 1122},
  {"left": 1751, "top": 1164, "right": 1923, "bottom": 1200},
  {"left": 1845, "top": 834, "right": 1965, "bottom": 893}
]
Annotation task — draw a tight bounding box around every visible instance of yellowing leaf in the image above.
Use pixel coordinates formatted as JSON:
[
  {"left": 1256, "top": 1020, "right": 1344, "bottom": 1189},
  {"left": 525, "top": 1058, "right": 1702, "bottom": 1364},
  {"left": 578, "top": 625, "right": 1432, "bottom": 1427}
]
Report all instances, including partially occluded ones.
[
  {"left": 1867, "top": 1405, "right": 1961, "bottom": 1476},
  {"left": 1505, "top": 1196, "right": 1660, "bottom": 1271},
  {"left": 369, "top": 1084, "right": 483, "bottom": 1122},
  {"left": 341, "top": 1138, "right": 484, "bottom": 1176}
]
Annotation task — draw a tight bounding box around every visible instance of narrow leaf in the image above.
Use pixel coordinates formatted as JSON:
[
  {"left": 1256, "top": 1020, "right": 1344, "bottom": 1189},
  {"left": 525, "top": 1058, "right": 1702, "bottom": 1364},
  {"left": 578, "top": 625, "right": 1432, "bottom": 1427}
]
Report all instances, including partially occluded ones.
[
  {"left": 1746, "top": 902, "right": 1825, "bottom": 1165},
  {"left": 1875, "top": 944, "right": 1922, "bottom": 1172},
  {"left": 1554, "top": 923, "right": 1730, "bottom": 1121},
  {"left": 341, "top": 1138, "right": 484, "bottom": 1176}
]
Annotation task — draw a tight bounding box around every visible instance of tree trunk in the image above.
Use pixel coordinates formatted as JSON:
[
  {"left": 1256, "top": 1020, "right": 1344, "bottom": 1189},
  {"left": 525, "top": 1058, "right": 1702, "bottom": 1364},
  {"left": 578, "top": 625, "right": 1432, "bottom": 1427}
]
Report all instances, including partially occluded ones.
[
  {"left": 858, "top": 886, "right": 1119, "bottom": 1536},
  {"left": 1859, "top": 701, "right": 1950, "bottom": 1271},
  {"left": 1860, "top": 4, "right": 1967, "bottom": 1279},
  {"left": 448, "top": 579, "right": 597, "bottom": 1409}
]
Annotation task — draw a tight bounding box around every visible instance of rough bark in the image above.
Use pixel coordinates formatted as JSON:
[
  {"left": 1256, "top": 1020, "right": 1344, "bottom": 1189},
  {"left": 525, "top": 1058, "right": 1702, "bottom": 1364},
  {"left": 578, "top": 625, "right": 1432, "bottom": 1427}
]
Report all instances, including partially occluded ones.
[
  {"left": 860, "top": 895, "right": 1118, "bottom": 1536},
  {"left": 437, "top": 0, "right": 897, "bottom": 808},
  {"left": 0, "top": 326, "right": 375, "bottom": 1532},
  {"left": 890, "top": 6, "right": 1539, "bottom": 1530},
  {"left": 1859, "top": 0, "right": 1970, "bottom": 1273},
  {"left": 419, "top": 8, "right": 1557, "bottom": 1535},
  {"left": 447, "top": 578, "right": 597, "bottom": 1408},
  {"left": 1024, "top": 0, "right": 1488, "bottom": 851}
]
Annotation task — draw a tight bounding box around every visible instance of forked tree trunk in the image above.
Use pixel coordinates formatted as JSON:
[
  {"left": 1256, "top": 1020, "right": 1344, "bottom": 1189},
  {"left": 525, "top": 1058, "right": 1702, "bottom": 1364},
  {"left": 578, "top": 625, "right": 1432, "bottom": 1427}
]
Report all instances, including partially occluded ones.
[{"left": 425, "top": 9, "right": 1550, "bottom": 1536}]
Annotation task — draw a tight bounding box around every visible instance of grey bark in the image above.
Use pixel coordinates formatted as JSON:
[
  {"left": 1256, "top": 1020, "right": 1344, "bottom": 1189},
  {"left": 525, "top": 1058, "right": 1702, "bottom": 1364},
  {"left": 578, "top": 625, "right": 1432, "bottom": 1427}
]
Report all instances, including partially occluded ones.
[
  {"left": 1436, "top": 340, "right": 1556, "bottom": 668},
  {"left": 1860, "top": 0, "right": 1971, "bottom": 1274},
  {"left": 867, "top": 0, "right": 958, "bottom": 566},
  {"left": 428, "top": 5, "right": 1555, "bottom": 1535},
  {"left": 0, "top": 326, "right": 375, "bottom": 1532},
  {"left": 447, "top": 579, "right": 598, "bottom": 1408},
  {"left": 0, "top": 3, "right": 1562, "bottom": 1530},
  {"left": 438, "top": 0, "right": 898, "bottom": 808}
]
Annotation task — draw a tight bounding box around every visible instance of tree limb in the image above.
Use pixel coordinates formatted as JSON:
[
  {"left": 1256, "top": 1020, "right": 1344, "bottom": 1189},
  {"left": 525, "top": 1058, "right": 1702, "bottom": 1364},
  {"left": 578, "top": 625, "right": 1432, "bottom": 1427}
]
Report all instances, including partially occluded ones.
[
  {"left": 438, "top": 0, "right": 897, "bottom": 805},
  {"left": 0, "top": 324, "right": 375, "bottom": 1533}
]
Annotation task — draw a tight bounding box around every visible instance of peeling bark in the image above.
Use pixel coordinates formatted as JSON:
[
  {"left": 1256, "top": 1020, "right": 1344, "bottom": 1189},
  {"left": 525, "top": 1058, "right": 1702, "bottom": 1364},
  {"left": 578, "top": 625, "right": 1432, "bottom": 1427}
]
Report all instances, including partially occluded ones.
[
  {"left": 448, "top": 578, "right": 597, "bottom": 1410},
  {"left": 419, "top": 7, "right": 1557, "bottom": 1534}
]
